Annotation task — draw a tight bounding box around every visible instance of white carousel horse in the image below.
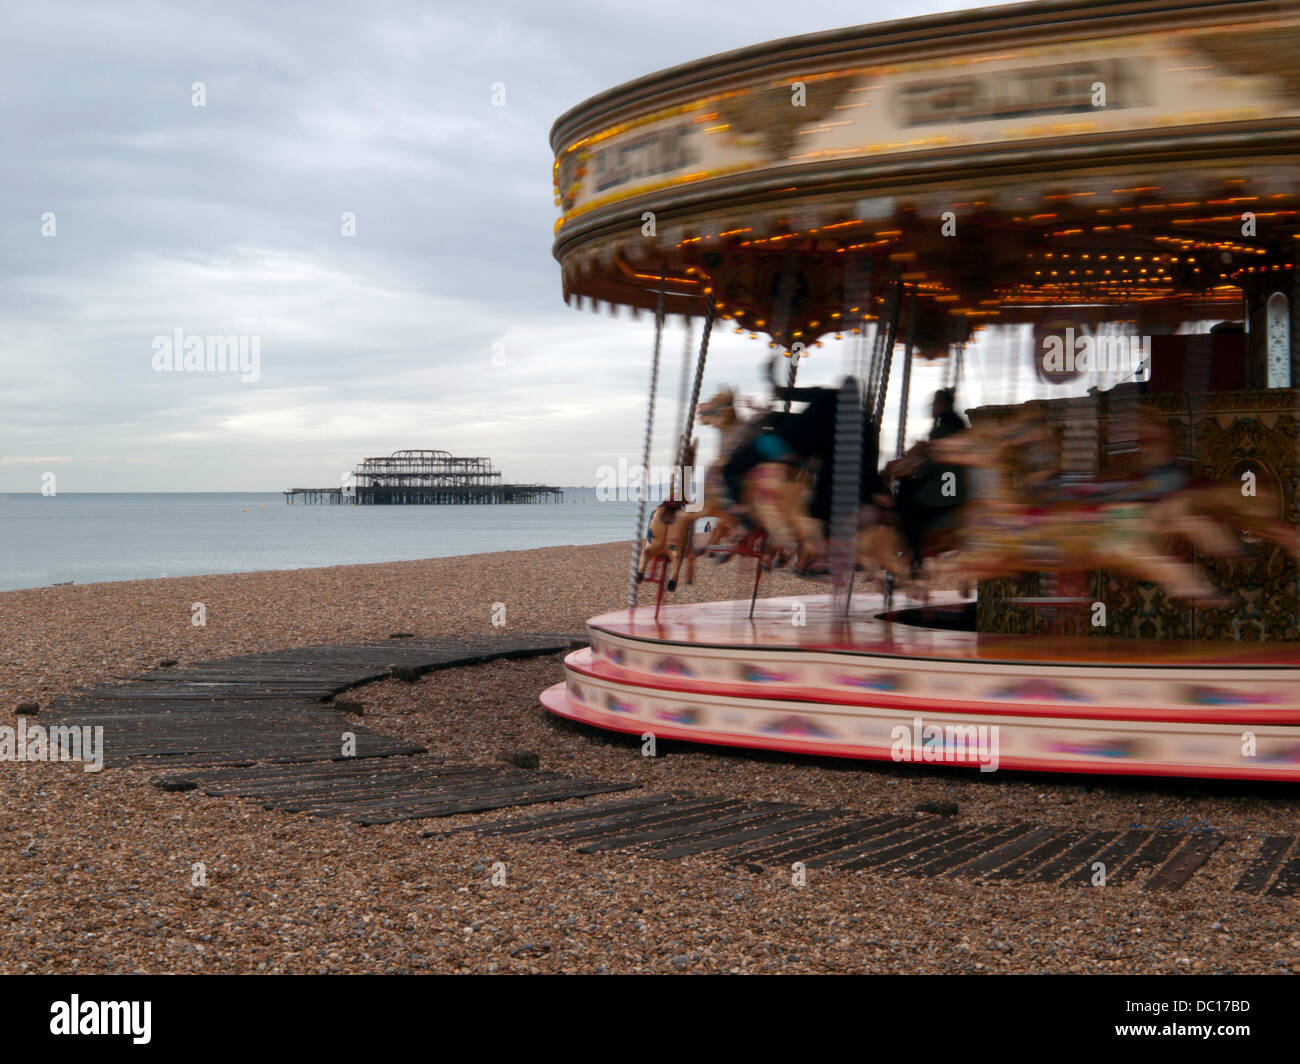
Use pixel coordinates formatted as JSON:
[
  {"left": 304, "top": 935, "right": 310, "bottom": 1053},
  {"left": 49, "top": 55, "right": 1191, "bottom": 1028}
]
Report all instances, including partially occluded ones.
[
  {"left": 929, "top": 416, "right": 1230, "bottom": 607},
  {"left": 636, "top": 438, "right": 698, "bottom": 593}
]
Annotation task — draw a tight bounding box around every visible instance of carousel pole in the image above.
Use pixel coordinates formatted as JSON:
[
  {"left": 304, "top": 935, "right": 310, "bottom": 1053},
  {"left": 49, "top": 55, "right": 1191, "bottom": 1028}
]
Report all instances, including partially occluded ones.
[
  {"left": 628, "top": 275, "right": 667, "bottom": 609},
  {"left": 785, "top": 345, "right": 801, "bottom": 397},
  {"left": 946, "top": 337, "right": 964, "bottom": 394},
  {"left": 867, "top": 268, "right": 899, "bottom": 409},
  {"left": 865, "top": 306, "right": 886, "bottom": 415},
  {"left": 856, "top": 315, "right": 871, "bottom": 384},
  {"left": 1293, "top": 252, "right": 1299, "bottom": 545},
  {"left": 830, "top": 254, "right": 874, "bottom": 618},
  {"left": 675, "top": 293, "right": 716, "bottom": 471},
  {"left": 872, "top": 276, "right": 905, "bottom": 429},
  {"left": 774, "top": 252, "right": 798, "bottom": 412},
  {"left": 671, "top": 316, "right": 694, "bottom": 496},
  {"left": 852, "top": 257, "right": 874, "bottom": 383},
  {"left": 830, "top": 376, "right": 864, "bottom": 619},
  {"left": 868, "top": 267, "right": 899, "bottom": 413},
  {"left": 894, "top": 288, "right": 918, "bottom": 460},
  {"left": 874, "top": 282, "right": 910, "bottom": 611}
]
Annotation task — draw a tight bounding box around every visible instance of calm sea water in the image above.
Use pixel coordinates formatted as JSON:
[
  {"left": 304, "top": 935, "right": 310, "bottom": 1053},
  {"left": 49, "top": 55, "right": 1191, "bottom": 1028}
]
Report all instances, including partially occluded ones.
[{"left": 0, "top": 492, "right": 643, "bottom": 592}]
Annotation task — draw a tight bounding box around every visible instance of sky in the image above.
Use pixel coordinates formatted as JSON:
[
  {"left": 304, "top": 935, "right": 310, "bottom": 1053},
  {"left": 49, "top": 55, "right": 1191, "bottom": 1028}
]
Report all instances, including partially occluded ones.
[{"left": 1, "top": 0, "right": 1032, "bottom": 492}]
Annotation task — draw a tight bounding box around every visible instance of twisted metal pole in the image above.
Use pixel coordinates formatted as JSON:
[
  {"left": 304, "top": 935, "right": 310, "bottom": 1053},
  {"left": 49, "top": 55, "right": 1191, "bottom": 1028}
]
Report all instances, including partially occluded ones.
[
  {"left": 831, "top": 253, "right": 875, "bottom": 617},
  {"left": 830, "top": 376, "right": 864, "bottom": 618},
  {"left": 895, "top": 287, "right": 917, "bottom": 460},
  {"left": 774, "top": 254, "right": 798, "bottom": 413},
  {"left": 873, "top": 278, "right": 905, "bottom": 429},
  {"left": 628, "top": 276, "right": 667, "bottom": 608},
  {"left": 671, "top": 317, "right": 694, "bottom": 495},
  {"left": 676, "top": 293, "right": 717, "bottom": 474}
]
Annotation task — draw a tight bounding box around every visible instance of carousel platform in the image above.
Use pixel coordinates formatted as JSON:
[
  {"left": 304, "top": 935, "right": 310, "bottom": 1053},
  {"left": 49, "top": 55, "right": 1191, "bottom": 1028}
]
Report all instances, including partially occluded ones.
[{"left": 541, "top": 594, "right": 1300, "bottom": 781}]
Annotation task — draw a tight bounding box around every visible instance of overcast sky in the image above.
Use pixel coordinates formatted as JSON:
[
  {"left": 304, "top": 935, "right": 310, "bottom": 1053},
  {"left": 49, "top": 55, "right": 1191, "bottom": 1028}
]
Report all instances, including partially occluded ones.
[{"left": 2, "top": 0, "right": 1014, "bottom": 492}]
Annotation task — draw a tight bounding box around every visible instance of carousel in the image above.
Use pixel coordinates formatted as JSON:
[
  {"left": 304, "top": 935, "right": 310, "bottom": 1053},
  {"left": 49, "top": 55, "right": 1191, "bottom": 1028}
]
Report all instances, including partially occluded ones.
[{"left": 540, "top": 0, "right": 1300, "bottom": 780}]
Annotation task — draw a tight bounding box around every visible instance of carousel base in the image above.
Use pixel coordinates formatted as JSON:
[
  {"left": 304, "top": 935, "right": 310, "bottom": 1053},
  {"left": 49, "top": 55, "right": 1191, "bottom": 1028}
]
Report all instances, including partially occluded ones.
[{"left": 541, "top": 594, "right": 1300, "bottom": 781}]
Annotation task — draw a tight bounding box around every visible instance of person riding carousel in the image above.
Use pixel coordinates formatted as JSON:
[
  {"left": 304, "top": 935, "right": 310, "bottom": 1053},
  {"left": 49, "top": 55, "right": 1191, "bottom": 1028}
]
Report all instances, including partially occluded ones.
[
  {"left": 720, "top": 355, "right": 886, "bottom": 539},
  {"left": 890, "top": 387, "right": 968, "bottom": 572}
]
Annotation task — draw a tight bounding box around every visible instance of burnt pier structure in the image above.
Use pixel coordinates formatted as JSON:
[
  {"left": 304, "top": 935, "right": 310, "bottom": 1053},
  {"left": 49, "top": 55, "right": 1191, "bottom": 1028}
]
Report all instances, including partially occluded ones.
[{"left": 285, "top": 449, "right": 562, "bottom": 505}]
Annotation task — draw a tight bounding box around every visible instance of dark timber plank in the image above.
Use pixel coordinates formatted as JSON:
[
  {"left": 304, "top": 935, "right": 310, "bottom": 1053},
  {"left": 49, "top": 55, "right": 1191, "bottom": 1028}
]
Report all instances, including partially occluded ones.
[
  {"left": 1066, "top": 830, "right": 1154, "bottom": 885},
  {"left": 1108, "top": 832, "right": 1186, "bottom": 886},
  {"left": 870, "top": 824, "right": 991, "bottom": 875},
  {"left": 832, "top": 818, "right": 967, "bottom": 871},
  {"left": 585, "top": 804, "right": 796, "bottom": 855},
  {"left": 438, "top": 794, "right": 683, "bottom": 837},
  {"left": 800, "top": 817, "right": 922, "bottom": 868},
  {"left": 1264, "top": 856, "right": 1300, "bottom": 899},
  {"left": 986, "top": 830, "right": 1089, "bottom": 881},
  {"left": 727, "top": 815, "right": 901, "bottom": 865},
  {"left": 1233, "top": 836, "right": 1295, "bottom": 894},
  {"left": 580, "top": 805, "right": 782, "bottom": 853},
  {"left": 842, "top": 822, "right": 981, "bottom": 872},
  {"left": 956, "top": 826, "right": 1062, "bottom": 878},
  {"left": 356, "top": 781, "right": 640, "bottom": 824},
  {"left": 558, "top": 800, "right": 748, "bottom": 844},
  {"left": 311, "top": 776, "right": 626, "bottom": 817},
  {"left": 1026, "top": 831, "right": 1119, "bottom": 884},
  {"left": 646, "top": 810, "right": 839, "bottom": 860},
  {"left": 917, "top": 824, "right": 1038, "bottom": 877},
  {"left": 1144, "top": 834, "right": 1225, "bottom": 892}
]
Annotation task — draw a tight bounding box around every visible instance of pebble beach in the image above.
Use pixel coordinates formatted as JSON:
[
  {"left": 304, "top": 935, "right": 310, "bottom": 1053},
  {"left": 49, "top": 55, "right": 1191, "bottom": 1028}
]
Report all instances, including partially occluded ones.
[{"left": 2, "top": 541, "right": 1298, "bottom": 974}]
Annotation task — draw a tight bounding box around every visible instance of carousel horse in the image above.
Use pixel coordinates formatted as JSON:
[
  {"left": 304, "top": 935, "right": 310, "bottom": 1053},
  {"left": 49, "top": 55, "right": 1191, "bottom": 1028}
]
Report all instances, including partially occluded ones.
[
  {"left": 695, "top": 387, "right": 755, "bottom": 553},
  {"left": 856, "top": 505, "right": 914, "bottom": 585},
  {"left": 929, "top": 417, "right": 1230, "bottom": 607},
  {"left": 730, "top": 463, "right": 910, "bottom": 586},
  {"left": 741, "top": 461, "right": 825, "bottom": 564},
  {"left": 636, "top": 438, "right": 698, "bottom": 592},
  {"left": 1151, "top": 477, "right": 1300, "bottom": 561},
  {"left": 739, "top": 451, "right": 913, "bottom": 584},
  {"left": 1083, "top": 411, "right": 1300, "bottom": 563}
]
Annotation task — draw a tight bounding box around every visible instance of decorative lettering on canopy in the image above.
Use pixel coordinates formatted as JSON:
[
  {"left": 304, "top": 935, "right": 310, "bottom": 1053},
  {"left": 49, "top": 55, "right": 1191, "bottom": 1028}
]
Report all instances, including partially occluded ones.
[
  {"left": 591, "top": 123, "right": 699, "bottom": 195},
  {"left": 554, "top": 19, "right": 1300, "bottom": 224},
  {"left": 891, "top": 59, "right": 1147, "bottom": 128}
]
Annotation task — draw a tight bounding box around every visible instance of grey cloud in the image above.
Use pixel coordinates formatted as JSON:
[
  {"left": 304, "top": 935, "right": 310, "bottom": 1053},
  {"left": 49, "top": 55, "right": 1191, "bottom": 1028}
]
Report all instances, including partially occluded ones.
[{"left": 2, "top": 0, "right": 993, "bottom": 490}]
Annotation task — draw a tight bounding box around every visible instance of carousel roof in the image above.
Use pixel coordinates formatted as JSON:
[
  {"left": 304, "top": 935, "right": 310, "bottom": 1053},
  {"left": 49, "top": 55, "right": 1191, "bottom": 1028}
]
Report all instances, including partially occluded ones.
[{"left": 550, "top": 0, "right": 1300, "bottom": 347}]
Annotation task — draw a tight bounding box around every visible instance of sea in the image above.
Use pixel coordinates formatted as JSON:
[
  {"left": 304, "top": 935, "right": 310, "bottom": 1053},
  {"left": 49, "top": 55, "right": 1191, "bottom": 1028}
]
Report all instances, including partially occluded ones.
[{"left": 0, "top": 491, "right": 647, "bottom": 592}]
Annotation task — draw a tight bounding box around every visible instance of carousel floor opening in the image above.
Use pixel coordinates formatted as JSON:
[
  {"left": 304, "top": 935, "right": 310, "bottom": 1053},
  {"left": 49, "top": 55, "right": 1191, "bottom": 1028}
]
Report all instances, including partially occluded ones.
[{"left": 876, "top": 600, "right": 978, "bottom": 632}]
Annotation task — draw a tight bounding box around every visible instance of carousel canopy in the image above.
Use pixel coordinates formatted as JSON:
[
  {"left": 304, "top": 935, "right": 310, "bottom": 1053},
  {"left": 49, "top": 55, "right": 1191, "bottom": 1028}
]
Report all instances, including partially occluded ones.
[{"left": 550, "top": 0, "right": 1300, "bottom": 350}]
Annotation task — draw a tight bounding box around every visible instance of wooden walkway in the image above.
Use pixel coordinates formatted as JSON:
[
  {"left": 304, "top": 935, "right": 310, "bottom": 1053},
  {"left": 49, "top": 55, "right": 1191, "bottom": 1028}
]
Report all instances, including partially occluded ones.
[
  {"left": 443, "top": 794, "right": 1245, "bottom": 892},
  {"left": 169, "top": 759, "right": 635, "bottom": 825},
  {"left": 34, "top": 634, "right": 1299, "bottom": 896},
  {"left": 44, "top": 635, "right": 582, "bottom": 769}
]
